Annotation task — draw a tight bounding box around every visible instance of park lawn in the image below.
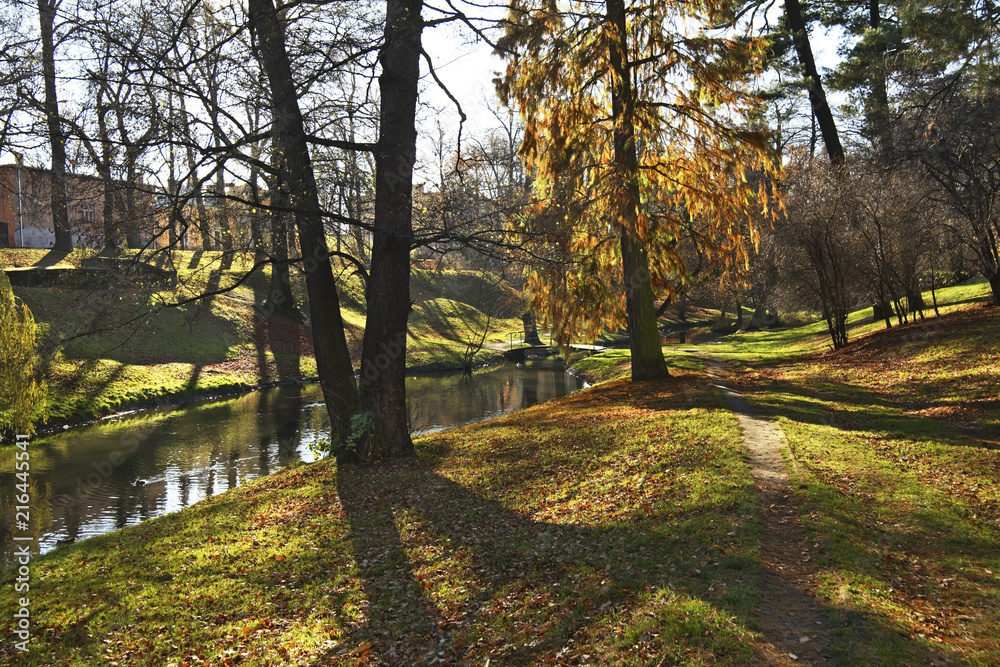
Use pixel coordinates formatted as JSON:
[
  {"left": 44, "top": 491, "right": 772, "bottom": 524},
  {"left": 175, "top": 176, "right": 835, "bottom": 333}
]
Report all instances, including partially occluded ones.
[
  {"left": 701, "top": 284, "right": 1000, "bottom": 664},
  {"left": 571, "top": 349, "right": 706, "bottom": 385},
  {"left": 704, "top": 276, "right": 993, "bottom": 367},
  {"left": 571, "top": 284, "right": 1000, "bottom": 664},
  {"left": 724, "top": 303, "right": 1000, "bottom": 665},
  {"left": 1, "top": 369, "right": 775, "bottom": 665}
]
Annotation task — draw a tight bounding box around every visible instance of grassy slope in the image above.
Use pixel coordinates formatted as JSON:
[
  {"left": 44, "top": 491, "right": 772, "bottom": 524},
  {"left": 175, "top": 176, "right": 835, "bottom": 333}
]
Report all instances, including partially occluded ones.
[
  {"left": 0, "top": 249, "right": 524, "bottom": 427},
  {"left": 578, "top": 277, "right": 1000, "bottom": 664},
  {"left": 0, "top": 369, "right": 775, "bottom": 665}
]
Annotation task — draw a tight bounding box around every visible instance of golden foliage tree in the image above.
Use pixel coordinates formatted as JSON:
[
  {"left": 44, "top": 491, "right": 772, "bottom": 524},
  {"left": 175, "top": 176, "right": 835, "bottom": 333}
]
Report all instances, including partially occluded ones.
[
  {"left": 0, "top": 273, "right": 48, "bottom": 434},
  {"left": 498, "top": 0, "right": 781, "bottom": 379}
]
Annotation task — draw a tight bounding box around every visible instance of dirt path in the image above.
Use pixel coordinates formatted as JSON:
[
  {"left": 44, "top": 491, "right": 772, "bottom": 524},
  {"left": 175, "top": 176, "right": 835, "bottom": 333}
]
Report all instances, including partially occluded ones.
[{"left": 703, "top": 357, "right": 834, "bottom": 664}]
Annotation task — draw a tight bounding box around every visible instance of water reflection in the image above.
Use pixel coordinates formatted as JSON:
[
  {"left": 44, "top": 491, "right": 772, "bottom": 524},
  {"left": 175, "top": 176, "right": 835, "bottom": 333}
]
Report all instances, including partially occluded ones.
[{"left": 0, "top": 361, "right": 582, "bottom": 567}]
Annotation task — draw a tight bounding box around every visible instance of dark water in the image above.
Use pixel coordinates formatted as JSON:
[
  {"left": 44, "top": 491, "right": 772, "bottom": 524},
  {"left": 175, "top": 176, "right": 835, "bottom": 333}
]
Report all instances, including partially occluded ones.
[{"left": 0, "top": 361, "right": 583, "bottom": 566}]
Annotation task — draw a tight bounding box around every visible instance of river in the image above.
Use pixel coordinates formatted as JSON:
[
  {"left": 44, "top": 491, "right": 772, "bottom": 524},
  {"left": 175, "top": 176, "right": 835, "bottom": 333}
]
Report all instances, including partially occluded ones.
[{"left": 0, "top": 360, "right": 584, "bottom": 566}]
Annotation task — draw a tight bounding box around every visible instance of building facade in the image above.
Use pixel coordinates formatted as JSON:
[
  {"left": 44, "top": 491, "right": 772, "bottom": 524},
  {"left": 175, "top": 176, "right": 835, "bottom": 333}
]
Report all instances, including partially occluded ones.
[{"left": 0, "top": 164, "right": 109, "bottom": 248}]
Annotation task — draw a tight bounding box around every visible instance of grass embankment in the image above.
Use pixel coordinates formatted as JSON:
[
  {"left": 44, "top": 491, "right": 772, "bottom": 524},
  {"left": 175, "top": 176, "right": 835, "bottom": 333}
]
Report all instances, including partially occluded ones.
[
  {"left": 581, "top": 277, "right": 1000, "bottom": 663},
  {"left": 0, "top": 369, "right": 778, "bottom": 665},
  {"left": 0, "top": 249, "right": 524, "bottom": 429}
]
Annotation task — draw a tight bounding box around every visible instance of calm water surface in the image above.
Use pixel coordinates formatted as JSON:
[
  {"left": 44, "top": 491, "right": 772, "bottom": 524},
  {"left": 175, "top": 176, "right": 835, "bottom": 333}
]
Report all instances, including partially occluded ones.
[{"left": 0, "top": 361, "right": 583, "bottom": 566}]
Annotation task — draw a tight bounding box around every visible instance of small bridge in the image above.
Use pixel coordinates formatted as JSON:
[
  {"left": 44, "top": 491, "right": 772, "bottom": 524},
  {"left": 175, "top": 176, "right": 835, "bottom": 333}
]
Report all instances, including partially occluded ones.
[{"left": 502, "top": 331, "right": 606, "bottom": 361}]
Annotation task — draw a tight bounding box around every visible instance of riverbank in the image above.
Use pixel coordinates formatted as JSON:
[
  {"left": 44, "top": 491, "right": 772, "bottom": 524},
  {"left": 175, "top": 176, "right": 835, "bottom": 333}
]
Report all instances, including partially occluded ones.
[{"left": 1, "top": 249, "right": 525, "bottom": 438}]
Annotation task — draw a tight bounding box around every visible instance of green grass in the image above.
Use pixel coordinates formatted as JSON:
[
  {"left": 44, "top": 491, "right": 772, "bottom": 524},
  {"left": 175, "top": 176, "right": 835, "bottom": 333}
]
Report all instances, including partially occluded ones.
[
  {"left": 0, "top": 370, "right": 773, "bottom": 665},
  {"left": 570, "top": 348, "right": 706, "bottom": 385},
  {"left": 2, "top": 249, "right": 528, "bottom": 429},
  {"left": 703, "top": 276, "right": 993, "bottom": 365},
  {"left": 703, "top": 279, "right": 1000, "bottom": 664},
  {"left": 5, "top": 250, "right": 998, "bottom": 662},
  {"left": 572, "top": 277, "right": 1000, "bottom": 663}
]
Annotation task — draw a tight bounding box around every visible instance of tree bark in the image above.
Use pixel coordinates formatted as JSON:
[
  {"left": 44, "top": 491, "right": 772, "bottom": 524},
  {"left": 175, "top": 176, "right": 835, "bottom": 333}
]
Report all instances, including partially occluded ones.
[
  {"left": 38, "top": 0, "right": 72, "bottom": 251},
  {"left": 357, "top": 0, "right": 424, "bottom": 460},
  {"left": 179, "top": 101, "right": 212, "bottom": 250},
  {"left": 96, "top": 87, "right": 118, "bottom": 251},
  {"left": 607, "top": 0, "right": 668, "bottom": 381},
  {"left": 208, "top": 84, "right": 234, "bottom": 252},
  {"left": 264, "top": 170, "right": 297, "bottom": 319},
  {"left": 249, "top": 0, "right": 358, "bottom": 441},
  {"left": 785, "top": 0, "right": 845, "bottom": 166},
  {"left": 522, "top": 310, "right": 543, "bottom": 346}
]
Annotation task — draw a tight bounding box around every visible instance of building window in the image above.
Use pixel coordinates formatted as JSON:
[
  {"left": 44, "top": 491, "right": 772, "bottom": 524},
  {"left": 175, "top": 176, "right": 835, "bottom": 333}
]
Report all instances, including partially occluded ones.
[{"left": 81, "top": 202, "right": 96, "bottom": 223}]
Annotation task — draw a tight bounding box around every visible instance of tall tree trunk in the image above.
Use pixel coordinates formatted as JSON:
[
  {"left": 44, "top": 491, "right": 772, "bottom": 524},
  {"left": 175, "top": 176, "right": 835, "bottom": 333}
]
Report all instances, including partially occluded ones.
[
  {"left": 357, "top": 0, "right": 424, "bottom": 461},
  {"left": 867, "top": 0, "right": 892, "bottom": 154},
  {"left": 249, "top": 0, "right": 358, "bottom": 441},
  {"left": 167, "top": 93, "right": 182, "bottom": 249},
  {"left": 124, "top": 163, "right": 141, "bottom": 249},
  {"left": 248, "top": 134, "right": 267, "bottom": 262},
  {"left": 209, "top": 85, "right": 234, "bottom": 252},
  {"left": 38, "top": 0, "right": 71, "bottom": 251},
  {"left": 785, "top": 0, "right": 845, "bottom": 166},
  {"left": 607, "top": 0, "right": 668, "bottom": 381},
  {"left": 96, "top": 90, "right": 118, "bottom": 251},
  {"left": 522, "top": 310, "right": 542, "bottom": 345},
  {"left": 264, "top": 169, "right": 296, "bottom": 319},
  {"left": 179, "top": 101, "right": 212, "bottom": 251}
]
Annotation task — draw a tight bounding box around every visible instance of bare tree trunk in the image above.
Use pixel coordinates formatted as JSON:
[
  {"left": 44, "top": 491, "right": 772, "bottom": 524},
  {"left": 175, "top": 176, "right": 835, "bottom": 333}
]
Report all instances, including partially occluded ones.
[
  {"left": 608, "top": 0, "right": 668, "bottom": 381},
  {"left": 522, "top": 310, "right": 542, "bottom": 345},
  {"left": 209, "top": 85, "right": 234, "bottom": 252},
  {"left": 96, "top": 87, "right": 118, "bottom": 251},
  {"left": 785, "top": 0, "right": 845, "bottom": 165},
  {"left": 248, "top": 139, "right": 266, "bottom": 262},
  {"left": 249, "top": 0, "right": 358, "bottom": 441},
  {"left": 39, "top": 0, "right": 72, "bottom": 250},
  {"left": 264, "top": 168, "right": 296, "bottom": 319},
  {"left": 167, "top": 92, "right": 182, "bottom": 248},
  {"left": 178, "top": 101, "right": 212, "bottom": 251},
  {"left": 357, "top": 0, "right": 424, "bottom": 460}
]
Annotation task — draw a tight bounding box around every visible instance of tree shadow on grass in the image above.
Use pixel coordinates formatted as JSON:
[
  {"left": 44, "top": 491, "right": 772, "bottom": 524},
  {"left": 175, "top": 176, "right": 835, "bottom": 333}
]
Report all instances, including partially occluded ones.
[
  {"left": 251, "top": 279, "right": 304, "bottom": 384},
  {"left": 316, "top": 378, "right": 961, "bottom": 665},
  {"left": 749, "top": 378, "right": 1000, "bottom": 452},
  {"left": 56, "top": 358, "right": 128, "bottom": 418},
  {"left": 32, "top": 249, "right": 70, "bottom": 268},
  {"left": 326, "top": 463, "right": 769, "bottom": 664},
  {"left": 736, "top": 376, "right": 1000, "bottom": 661}
]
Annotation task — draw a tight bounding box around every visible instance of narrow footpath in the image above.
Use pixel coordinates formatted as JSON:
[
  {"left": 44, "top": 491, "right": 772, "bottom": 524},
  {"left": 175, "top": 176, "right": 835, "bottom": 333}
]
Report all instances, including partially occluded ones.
[{"left": 703, "top": 357, "right": 834, "bottom": 665}]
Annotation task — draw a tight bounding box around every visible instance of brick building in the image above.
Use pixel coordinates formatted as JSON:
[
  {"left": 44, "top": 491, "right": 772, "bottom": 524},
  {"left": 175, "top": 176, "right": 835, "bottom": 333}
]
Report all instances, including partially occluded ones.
[{"left": 0, "top": 164, "right": 109, "bottom": 248}]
